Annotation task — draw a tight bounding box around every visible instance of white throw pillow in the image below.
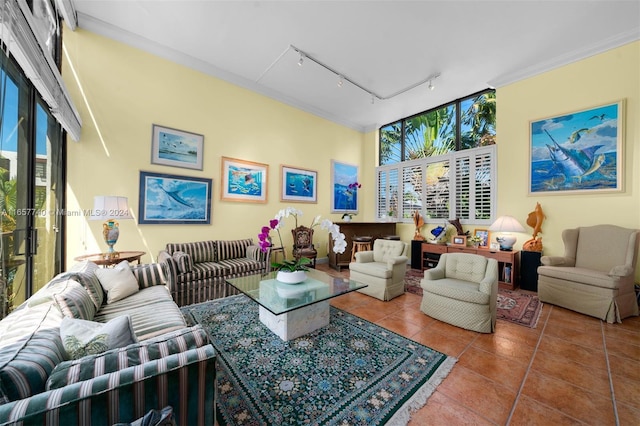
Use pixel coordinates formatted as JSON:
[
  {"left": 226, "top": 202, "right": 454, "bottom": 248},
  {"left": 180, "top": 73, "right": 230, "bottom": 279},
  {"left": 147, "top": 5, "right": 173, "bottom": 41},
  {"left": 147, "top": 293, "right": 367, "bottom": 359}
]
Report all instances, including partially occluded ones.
[
  {"left": 95, "top": 260, "right": 139, "bottom": 304},
  {"left": 60, "top": 315, "right": 137, "bottom": 360}
]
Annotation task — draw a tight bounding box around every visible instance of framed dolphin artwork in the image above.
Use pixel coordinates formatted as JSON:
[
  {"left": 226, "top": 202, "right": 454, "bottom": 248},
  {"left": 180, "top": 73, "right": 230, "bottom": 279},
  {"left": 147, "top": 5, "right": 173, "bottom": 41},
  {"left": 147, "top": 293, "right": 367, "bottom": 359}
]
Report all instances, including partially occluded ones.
[{"left": 529, "top": 100, "right": 624, "bottom": 195}]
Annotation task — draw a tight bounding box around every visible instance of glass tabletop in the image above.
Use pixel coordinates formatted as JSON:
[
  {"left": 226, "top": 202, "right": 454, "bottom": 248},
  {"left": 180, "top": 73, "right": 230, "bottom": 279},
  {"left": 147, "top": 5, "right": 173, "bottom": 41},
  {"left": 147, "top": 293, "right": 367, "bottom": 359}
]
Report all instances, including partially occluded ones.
[{"left": 225, "top": 268, "right": 367, "bottom": 316}]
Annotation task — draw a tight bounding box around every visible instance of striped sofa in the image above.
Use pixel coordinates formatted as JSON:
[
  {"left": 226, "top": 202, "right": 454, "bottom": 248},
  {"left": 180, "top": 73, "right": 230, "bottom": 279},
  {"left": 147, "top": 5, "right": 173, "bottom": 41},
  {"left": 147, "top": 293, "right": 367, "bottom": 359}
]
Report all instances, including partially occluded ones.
[
  {"left": 0, "top": 261, "right": 215, "bottom": 425},
  {"left": 159, "top": 238, "right": 270, "bottom": 306}
]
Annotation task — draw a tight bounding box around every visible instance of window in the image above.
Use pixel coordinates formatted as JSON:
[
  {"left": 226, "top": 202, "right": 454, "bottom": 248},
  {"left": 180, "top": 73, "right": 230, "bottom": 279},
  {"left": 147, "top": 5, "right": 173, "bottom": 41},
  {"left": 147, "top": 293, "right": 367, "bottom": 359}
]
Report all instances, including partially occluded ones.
[
  {"left": 379, "top": 90, "right": 495, "bottom": 165},
  {"left": 376, "top": 145, "right": 496, "bottom": 225},
  {"left": 377, "top": 89, "right": 496, "bottom": 225}
]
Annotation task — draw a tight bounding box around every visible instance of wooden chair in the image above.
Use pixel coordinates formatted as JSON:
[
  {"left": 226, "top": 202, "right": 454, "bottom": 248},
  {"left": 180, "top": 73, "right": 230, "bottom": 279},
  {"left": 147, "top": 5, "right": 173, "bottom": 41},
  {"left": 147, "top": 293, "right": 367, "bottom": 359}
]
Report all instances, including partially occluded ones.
[{"left": 291, "top": 226, "right": 317, "bottom": 268}]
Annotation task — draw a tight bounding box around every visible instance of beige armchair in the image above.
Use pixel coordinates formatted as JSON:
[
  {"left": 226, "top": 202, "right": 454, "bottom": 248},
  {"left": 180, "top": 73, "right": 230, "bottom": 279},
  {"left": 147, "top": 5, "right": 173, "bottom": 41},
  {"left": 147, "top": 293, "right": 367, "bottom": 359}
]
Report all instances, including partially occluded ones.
[
  {"left": 537, "top": 224, "right": 639, "bottom": 323},
  {"left": 348, "top": 239, "right": 408, "bottom": 301},
  {"left": 420, "top": 253, "right": 498, "bottom": 333}
]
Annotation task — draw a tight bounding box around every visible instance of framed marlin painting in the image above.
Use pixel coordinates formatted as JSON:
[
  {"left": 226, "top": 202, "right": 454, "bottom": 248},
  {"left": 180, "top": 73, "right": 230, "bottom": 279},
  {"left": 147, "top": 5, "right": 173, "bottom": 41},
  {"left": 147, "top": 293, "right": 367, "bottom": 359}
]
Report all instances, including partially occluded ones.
[
  {"left": 280, "top": 165, "right": 317, "bottom": 203},
  {"left": 220, "top": 157, "right": 268, "bottom": 203},
  {"left": 529, "top": 100, "right": 624, "bottom": 195},
  {"left": 139, "top": 171, "right": 212, "bottom": 224}
]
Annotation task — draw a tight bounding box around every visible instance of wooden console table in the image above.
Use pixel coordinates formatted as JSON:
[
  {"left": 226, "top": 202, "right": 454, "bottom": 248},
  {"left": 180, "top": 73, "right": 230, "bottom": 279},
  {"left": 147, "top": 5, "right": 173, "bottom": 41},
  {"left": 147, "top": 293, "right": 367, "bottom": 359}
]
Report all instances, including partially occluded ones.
[
  {"left": 329, "top": 222, "right": 397, "bottom": 271},
  {"left": 420, "top": 242, "right": 519, "bottom": 290}
]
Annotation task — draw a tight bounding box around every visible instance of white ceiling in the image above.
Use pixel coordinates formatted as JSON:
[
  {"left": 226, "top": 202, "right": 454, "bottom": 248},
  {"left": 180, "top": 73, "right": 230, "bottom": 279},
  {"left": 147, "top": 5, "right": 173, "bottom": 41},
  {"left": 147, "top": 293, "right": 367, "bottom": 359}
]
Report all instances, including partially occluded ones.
[{"left": 72, "top": 0, "right": 640, "bottom": 132}]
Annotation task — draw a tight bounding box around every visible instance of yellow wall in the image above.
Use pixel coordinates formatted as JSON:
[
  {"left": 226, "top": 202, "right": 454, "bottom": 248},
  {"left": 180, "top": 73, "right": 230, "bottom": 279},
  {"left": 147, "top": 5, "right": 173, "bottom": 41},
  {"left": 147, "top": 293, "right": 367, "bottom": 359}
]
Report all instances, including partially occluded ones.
[
  {"left": 496, "top": 41, "right": 639, "bottom": 280},
  {"left": 62, "top": 28, "right": 364, "bottom": 267},
  {"left": 62, "top": 28, "right": 639, "bottom": 280}
]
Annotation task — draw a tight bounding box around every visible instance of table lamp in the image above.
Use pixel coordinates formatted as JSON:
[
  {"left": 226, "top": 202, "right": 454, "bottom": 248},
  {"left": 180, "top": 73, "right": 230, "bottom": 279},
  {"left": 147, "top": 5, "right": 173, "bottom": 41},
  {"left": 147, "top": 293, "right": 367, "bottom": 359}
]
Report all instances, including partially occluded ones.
[
  {"left": 488, "top": 215, "right": 525, "bottom": 251},
  {"left": 90, "top": 196, "right": 133, "bottom": 259}
]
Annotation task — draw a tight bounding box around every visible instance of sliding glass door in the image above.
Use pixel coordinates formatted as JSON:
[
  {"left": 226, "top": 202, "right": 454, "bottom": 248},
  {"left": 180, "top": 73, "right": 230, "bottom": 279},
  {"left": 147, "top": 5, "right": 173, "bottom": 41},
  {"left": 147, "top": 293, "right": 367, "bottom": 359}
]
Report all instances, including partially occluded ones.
[{"left": 0, "top": 54, "right": 64, "bottom": 318}]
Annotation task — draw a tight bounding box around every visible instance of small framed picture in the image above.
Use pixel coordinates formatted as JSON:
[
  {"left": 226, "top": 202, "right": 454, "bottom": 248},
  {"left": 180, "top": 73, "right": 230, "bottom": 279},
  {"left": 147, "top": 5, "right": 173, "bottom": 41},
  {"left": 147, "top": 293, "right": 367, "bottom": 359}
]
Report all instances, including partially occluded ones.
[
  {"left": 151, "top": 124, "right": 204, "bottom": 170},
  {"left": 281, "top": 165, "right": 317, "bottom": 203},
  {"left": 473, "top": 228, "right": 490, "bottom": 248},
  {"left": 490, "top": 242, "right": 500, "bottom": 252},
  {"left": 451, "top": 235, "right": 467, "bottom": 247}
]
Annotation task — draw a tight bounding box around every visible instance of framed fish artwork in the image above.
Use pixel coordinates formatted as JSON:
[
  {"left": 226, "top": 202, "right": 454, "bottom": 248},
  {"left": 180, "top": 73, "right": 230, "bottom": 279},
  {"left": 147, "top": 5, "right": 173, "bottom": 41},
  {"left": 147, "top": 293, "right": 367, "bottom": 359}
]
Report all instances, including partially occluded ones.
[
  {"left": 220, "top": 157, "right": 268, "bottom": 203},
  {"left": 138, "top": 171, "right": 212, "bottom": 224},
  {"left": 529, "top": 100, "right": 624, "bottom": 195},
  {"left": 280, "top": 165, "right": 317, "bottom": 203}
]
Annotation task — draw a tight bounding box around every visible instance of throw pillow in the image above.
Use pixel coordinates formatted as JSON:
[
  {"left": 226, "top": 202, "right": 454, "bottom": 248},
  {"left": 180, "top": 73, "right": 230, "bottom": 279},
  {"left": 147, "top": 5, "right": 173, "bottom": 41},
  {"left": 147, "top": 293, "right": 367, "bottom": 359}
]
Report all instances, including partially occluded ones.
[
  {"left": 95, "top": 261, "right": 139, "bottom": 304},
  {"left": 69, "top": 261, "right": 105, "bottom": 308},
  {"left": 172, "top": 251, "right": 193, "bottom": 274},
  {"left": 53, "top": 279, "right": 97, "bottom": 320},
  {"left": 131, "top": 262, "right": 166, "bottom": 289},
  {"left": 59, "top": 315, "right": 137, "bottom": 360}
]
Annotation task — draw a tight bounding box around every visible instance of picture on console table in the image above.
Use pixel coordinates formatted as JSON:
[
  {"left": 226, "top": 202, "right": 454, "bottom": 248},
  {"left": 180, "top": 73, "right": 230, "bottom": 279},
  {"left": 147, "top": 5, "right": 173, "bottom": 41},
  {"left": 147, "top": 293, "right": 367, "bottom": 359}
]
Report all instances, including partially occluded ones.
[
  {"left": 138, "top": 171, "right": 211, "bottom": 224},
  {"left": 330, "top": 160, "right": 359, "bottom": 214},
  {"left": 529, "top": 100, "right": 624, "bottom": 195}
]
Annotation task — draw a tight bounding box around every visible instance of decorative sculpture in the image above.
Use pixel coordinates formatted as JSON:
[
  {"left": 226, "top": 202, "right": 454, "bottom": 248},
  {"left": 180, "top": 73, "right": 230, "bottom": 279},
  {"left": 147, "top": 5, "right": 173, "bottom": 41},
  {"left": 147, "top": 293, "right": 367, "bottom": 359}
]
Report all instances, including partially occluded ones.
[
  {"left": 413, "top": 211, "right": 425, "bottom": 240},
  {"left": 522, "top": 202, "right": 545, "bottom": 252}
]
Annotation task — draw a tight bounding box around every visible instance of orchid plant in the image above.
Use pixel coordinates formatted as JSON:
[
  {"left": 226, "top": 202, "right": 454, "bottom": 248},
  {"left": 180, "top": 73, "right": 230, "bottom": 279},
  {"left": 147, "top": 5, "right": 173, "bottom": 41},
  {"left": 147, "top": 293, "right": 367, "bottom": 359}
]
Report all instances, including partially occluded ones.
[
  {"left": 342, "top": 181, "right": 361, "bottom": 219},
  {"left": 258, "top": 207, "right": 347, "bottom": 271}
]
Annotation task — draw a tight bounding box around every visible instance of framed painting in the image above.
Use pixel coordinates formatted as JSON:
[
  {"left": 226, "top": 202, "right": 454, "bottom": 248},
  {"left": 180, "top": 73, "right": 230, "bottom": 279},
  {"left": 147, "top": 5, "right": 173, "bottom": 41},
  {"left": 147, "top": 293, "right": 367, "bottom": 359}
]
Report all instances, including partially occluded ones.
[
  {"left": 330, "top": 160, "right": 359, "bottom": 213},
  {"left": 151, "top": 124, "right": 204, "bottom": 170},
  {"left": 529, "top": 100, "right": 624, "bottom": 195},
  {"left": 221, "top": 156, "right": 268, "bottom": 203},
  {"left": 138, "top": 171, "right": 211, "bottom": 224},
  {"left": 281, "top": 165, "right": 317, "bottom": 203},
  {"left": 473, "top": 228, "right": 490, "bottom": 248}
]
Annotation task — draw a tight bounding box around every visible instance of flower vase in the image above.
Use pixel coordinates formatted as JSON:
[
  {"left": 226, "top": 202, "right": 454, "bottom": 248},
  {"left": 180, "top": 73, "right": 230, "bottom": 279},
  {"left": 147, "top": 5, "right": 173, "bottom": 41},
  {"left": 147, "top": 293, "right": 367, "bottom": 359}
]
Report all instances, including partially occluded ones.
[
  {"left": 342, "top": 216, "right": 352, "bottom": 222},
  {"left": 276, "top": 270, "right": 307, "bottom": 284}
]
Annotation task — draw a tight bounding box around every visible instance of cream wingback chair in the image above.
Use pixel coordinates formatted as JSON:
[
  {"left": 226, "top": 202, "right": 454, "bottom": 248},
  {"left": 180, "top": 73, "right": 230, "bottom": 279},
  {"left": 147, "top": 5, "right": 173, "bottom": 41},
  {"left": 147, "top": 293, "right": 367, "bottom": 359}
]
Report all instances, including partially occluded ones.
[
  {"left": 420, "top": 253, "right": 498, "bottom": 333},
  {"left": 537, "top": 224, "right": 639, "bottom": 323},
  {"left": 349, "top": 239, "right": 408, "bottom": 301}
]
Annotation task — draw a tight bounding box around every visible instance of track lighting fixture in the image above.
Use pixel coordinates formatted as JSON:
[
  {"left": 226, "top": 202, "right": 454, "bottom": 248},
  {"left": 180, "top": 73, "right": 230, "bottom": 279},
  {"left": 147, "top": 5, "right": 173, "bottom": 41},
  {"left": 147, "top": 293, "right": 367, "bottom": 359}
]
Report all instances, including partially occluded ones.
[{"left": 289, "top": 45, "right": 441, "bottom": 104}]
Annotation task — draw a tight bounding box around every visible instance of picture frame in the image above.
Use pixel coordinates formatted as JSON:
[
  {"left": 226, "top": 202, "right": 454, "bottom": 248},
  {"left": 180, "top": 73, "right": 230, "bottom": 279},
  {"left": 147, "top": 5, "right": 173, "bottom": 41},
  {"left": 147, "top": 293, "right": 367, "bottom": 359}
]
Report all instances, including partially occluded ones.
[
  {"left": 280, "top": 165, "right": 317, "bottom": 203},
  {"left": 529, "top": 100, "right": 624, "bottom": 195},
  {"left": 451, "top": 235, "right": 467, "bottom": 247},
  {"left": 490, "top": 242, "right": 500, "bottom": 252},
  {"left": 473, "top": 228, "right": 490, "bottom": 248},
  {"left": 138, "top": 171, "right": 211, "bottom": 224},
  {"left": 221, "top": 156, "right": 268, "bottom": 203},
  {"left": 330, "top": 160, "right": 359, "bottom": 213},
  {"left": 150, "top": 124, "right": 204, "bottom": 170}
]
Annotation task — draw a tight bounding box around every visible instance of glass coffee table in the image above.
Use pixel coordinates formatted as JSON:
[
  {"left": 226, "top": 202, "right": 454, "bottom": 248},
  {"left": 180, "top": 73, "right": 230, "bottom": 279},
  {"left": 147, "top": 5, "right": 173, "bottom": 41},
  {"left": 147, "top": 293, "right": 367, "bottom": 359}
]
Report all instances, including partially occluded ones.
[{"left": 226, "top": 269, "right": 367, "bottom": 341}]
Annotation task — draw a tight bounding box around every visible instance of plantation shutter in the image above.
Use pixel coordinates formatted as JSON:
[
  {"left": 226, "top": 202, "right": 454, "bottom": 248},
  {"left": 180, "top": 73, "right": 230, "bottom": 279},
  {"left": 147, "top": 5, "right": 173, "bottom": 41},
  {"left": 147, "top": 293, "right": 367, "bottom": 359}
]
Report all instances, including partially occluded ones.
[
  {"left": 454, "top": 155, "right": 470, "bottom": 219},
  {"left": 424, "top": 159, "right": 450, "bottom": 220},
  {"left": 376, "top": 166, "right": 399, "bottom": 220},
  {"left": 474, "top": 149, "right": 493, "bottom": 220},
  {"left": 402, "top": 163, "right": 422, "bottom": 221}
]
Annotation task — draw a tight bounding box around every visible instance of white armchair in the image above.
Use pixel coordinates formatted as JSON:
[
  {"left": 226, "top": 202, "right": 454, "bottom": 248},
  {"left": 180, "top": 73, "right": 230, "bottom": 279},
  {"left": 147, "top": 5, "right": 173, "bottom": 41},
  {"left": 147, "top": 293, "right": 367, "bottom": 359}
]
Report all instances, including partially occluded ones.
[
  {"left": 537, "top": 224, "right": 639, "bottom": 323},
  {"left": 348, "top": 239, "right": 408, "bottom": 301}
]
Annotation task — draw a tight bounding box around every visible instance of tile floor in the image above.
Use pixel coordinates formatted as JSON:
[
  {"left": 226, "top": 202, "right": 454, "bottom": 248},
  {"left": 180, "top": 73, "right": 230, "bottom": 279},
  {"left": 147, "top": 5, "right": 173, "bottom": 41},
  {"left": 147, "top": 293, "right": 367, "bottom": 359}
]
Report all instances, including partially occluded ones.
[{"left": 318, "top": 264, "right": 640, "bottom": 426}]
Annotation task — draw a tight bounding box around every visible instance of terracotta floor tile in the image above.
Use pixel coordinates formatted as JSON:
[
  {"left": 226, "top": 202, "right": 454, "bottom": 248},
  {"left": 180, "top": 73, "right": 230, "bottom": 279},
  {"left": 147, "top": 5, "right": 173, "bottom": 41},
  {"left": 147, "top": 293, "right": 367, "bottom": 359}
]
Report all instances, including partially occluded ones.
[
  {"left": 412, "top": 328, "right": 470, "bottom": 358},
  {"left": 611, "top": 373, "right": 640, "bottom": 409},
  {"left": 426, "top": 318, "right": 480, "bottom": 341},
  {"left": 616, "top": 401, "right": 640, "bottom": 426},
  {"left": 472, "top": 333, "right": 537, "bottom": 365},
  {"left": 544, "top": 322, "right": 606, "bottom": 349},
  {"left": 546, "top": 306, "right": 603, "bottom": 332},
  {"left": 509, "top": 395, "right": 583, "bottom": 425},
  {"left": 530, "top": 349, "right": 611, "bottom": 397},
  {"left": 537, "top": 335, "right": 607, "bottom": 369},
  {"left": 409, "top": 391, "right": 495, "bottom": 426},
  {"left": 457, "top": 346, "right": 528, "bottom": 391},
  {"left": 521, "top": 371, "right": 616, "bottom": 424},
  {"left": 604, "top": 335, "right": 640, "bottom": 360},
  {"left": 375, "top": 315, "right": 424, "bottom": 339},
  {"left": 347, "top": 305, "right": 391, "bottom": 323},
  {"left": 438, "top": 365, "right": 516, "bottom": 424},
  {"left": 389, "top": 307, "right": 435, "bottom": 329},
  {"left": 603, "top": 325, "right": 640, "bottom": 347},
  {"left": 607, "top": 352, "right": 640, "bottom": 381},
  {"left": 493, "top": 320, "right": 542, "bottom": 348}
]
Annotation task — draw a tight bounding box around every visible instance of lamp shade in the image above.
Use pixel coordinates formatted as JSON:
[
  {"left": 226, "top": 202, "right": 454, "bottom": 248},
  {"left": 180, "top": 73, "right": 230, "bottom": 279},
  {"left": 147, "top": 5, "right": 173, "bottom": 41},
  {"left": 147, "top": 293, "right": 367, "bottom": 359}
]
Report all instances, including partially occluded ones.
[
  {"left": 489, "top": 215, "right": 525, "bottom": 251},
  {"left": 488, "top": 215, "right": 525, "bottom": 233},
  {"left": 90, "top": 196, "right": 133, "bottom": 220}
]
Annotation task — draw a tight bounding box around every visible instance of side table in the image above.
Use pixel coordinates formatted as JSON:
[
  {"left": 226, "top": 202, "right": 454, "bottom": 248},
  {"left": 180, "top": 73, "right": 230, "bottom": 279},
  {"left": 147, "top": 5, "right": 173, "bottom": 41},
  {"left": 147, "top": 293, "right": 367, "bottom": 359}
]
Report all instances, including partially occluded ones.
[{"left": 74, "top": 251, "right": 146, "bottom": 267}]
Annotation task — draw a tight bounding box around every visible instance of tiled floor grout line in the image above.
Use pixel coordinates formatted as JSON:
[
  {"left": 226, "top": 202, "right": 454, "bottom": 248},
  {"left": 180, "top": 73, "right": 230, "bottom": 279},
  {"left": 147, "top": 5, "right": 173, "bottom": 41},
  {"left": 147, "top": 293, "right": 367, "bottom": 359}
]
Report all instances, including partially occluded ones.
[
  {"left": 601, "top": 320, "right": 620, "bottom": 426},
  {"left": 504, "top": 304, "right": 552, "bottom": 425}
]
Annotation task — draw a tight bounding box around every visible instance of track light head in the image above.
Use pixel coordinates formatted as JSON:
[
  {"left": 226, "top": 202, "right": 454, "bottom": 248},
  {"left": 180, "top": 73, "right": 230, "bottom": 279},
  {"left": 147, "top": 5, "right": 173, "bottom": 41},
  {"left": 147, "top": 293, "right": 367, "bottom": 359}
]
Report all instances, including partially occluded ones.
[
  {"left": 298, "top": 53, "right": 304, "bottom": 67},
  {"left": 337, "top": 75, "right": 344, "bottom": 87},
  {"left": 428, "top": 80, "right": 435, "bottom": 91}
]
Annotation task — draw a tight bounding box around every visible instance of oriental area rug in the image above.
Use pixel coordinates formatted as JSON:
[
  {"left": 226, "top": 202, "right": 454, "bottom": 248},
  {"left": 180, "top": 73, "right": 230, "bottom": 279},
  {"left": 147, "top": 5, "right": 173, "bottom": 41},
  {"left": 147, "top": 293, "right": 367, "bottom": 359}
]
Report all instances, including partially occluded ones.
[
  {"left": 182, "top": 295, "right": 456, "bottom": 426},
  {"left": 404, "top": 269, "right": 543, "bottom": 328}
]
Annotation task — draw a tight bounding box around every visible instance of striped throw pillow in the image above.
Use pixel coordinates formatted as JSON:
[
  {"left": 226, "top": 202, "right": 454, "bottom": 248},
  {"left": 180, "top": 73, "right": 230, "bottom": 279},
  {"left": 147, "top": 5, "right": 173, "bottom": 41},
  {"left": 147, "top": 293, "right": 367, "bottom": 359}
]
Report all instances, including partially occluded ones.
[
  {"left": 172, "top": 251, "right": 193, "bottom": 274},
  {"left": 53, "top": 280, "right": 97, "bottom": 320}
]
